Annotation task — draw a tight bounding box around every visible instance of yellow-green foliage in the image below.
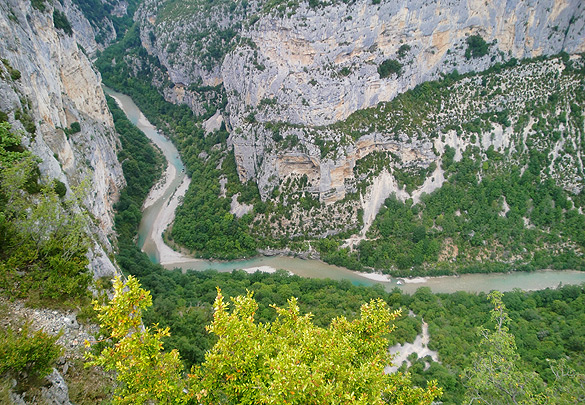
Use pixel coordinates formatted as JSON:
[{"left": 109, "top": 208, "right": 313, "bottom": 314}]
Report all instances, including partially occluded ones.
[
  {"left": 86, "top": 276, "right": 189, "bottom": 405},
  {"left": 0, "top": 323, "right": 62, "bottom": 379},
  {"left": 88, "top": 276, "right": 442, "bottom": 404}
]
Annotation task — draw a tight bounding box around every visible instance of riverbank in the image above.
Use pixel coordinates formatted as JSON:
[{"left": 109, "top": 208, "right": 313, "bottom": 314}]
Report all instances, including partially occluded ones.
[
  {"left": 151, "top": 176, "right": 192, "bottom": 265},
  {"left": 108, "top": 86, "right": 585, "bottom": 294},
  {"left": 143, "top": 160, "right": 175, "bottom": 210}
]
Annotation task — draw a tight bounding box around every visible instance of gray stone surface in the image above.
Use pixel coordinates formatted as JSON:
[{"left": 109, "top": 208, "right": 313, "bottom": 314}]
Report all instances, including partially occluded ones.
[
  {"left": 41, "top": 369, "right": 73, "bottom": 405},
  {"left": 0, "top": 0, "right": 125, "bottom": 279},
  {"left": 135, "top": 0, "right": 585, "bottom": 215}
]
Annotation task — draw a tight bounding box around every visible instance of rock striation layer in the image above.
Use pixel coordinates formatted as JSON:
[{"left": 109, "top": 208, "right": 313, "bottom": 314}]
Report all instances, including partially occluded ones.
[{"left": 223, "top": 0, "right": 585, "bottom": 126}]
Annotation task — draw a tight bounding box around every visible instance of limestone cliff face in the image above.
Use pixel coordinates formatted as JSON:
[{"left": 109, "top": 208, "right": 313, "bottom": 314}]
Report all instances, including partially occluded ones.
[
  {"left": 61, "top": 0, "right": 117, "bottom": 56},
  {"left": 223, "top": 0, "right": 585, "bottom": 127},
  {"left": 137, "top": 0, "right": 584, "bottom": 217},
  {"left": 139, "top": 0, "right": 584, "bottom": 126},
  {"left": 0, "top": 0, "right": 125, "bottom": 277},
  {"left": 136, "top": 0, "right": 253, "bottom": 86}
]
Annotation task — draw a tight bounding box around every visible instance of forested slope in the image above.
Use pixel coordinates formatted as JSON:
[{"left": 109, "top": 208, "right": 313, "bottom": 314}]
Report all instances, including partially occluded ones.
[{"left": 98, "top": 33, "right": 585, "bottom": 277}]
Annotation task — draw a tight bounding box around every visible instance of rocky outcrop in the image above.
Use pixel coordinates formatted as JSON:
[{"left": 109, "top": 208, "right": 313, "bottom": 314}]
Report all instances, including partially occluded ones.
[
  {"left": 1, "top": 296, "right": 105, "bottom": 405},
  {"left": 135, "top": 0, "right": 585, "bottom": 223},
  {"left": 223, "top": 0, "right": 585, "bottom": 127},
  {"left": 42, "top": 369, "right": 73, "bottom": 405},
  {"left": 0, "top": 0, "right": 125, "bottom": 277},
  {"left": 231, "top": 123, "right": 436, "bottom": 203}
]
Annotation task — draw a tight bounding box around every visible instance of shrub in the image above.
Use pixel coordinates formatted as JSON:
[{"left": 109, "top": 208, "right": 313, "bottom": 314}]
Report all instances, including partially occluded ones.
[
  {"left": 68, "top": 121, "right": 81, "bottom": 134},
  {"left": 339, "top": 66, "right": 351, "bottom": 77},
  {"left": 10, "top": 68, "right": 21, "bottom": 81},
  {"left": 31, "top": 0, "right": 46, "bottom": 12},
  {"left": 378, "top": 59, "right": 402, "bottom": 78},
  {"left": 465, "top": 35, "right": 489, "bottom": 59},
  {"left": 397, "top": 44, "right": 411, "bottom": 59},
  {"left": 53, "top": 9, "right": 73, "bottom": 35},
  {"left": 53, "top": 180, "right": 67, "bottom": 198},
  {"left": 2, "top": 59, "right": 21, "bottom": 81},
  {"left": 53, "top": 10, "right": 73, "bottom": 36},
  {"left": 0, "top": 324, "right": 62, "bottom": 379},
  {"left": 14, "top": 109, "right": 36, "bottom": 135}
]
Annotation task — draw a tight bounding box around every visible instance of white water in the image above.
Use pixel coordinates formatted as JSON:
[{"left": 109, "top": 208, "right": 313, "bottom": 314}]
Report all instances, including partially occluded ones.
[{"left": 105, "top": 87, "right": 585, "bottom": 294}]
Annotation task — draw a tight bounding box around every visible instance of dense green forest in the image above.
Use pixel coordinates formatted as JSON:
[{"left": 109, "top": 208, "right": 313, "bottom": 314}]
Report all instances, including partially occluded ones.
[
  {"left": 114, "top": 254, "right": 585, "bottom": 403},
  {"left": 341, "top": 152, "right": 585, "bottom": 276}
]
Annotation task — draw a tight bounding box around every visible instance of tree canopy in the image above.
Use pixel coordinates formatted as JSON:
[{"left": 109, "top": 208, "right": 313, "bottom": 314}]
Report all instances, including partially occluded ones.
[{"left": 87, "top": 276, "right": 441, "bottom": 404}]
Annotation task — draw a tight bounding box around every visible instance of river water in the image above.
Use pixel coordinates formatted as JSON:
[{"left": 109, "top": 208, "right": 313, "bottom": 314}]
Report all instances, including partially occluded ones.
[{"left": 104, "top": 87, "right": 585, "bottom": 294}]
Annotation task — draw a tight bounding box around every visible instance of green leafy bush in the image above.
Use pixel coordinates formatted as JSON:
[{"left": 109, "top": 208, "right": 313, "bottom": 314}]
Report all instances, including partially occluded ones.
[
  {"left": 53, "top": 10, "right": 73, "bottom": 35},
  {"left": 1, "top": 123, "right": 91, "bottom": 307},
  {"left": 69, "top": 121, "right": 81, "bottom": 133},
  {"left": 378, "top": 59, "right": 403, "bottom": 78},
  {"left": 53, "top": 180, "right": 67, "bottom": 198},
  {"left": 87, "top": 276, "right": 442, "bottom": 404},
  {"left": 64, "top": 121, "right": 81, "bottom": 136},
  {"left": 397, "top": 44, "right": 411, "bottom": 59},
  {"left": 339, "top": 66, "right": 351, "bottom": 76},
  {"left": 30, "top": 0, "right": 46, "bottom": 12},
  {"left": 2, "top": 59, "right": 21, "bottom": 81},
  {"left": 14, "top": 109, "right": 36, "bottom": 135},
  {"left": 0, "top": 323, "right": 62, "bottom": 379},
  {"left": 465, "top": 35, "right": 489, "bottom": 59}
]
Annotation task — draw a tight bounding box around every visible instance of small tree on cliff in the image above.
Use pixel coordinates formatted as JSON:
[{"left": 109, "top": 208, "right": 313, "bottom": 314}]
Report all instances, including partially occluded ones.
[{"left": 87, "top": 276, "right": 441, "bottom": 404}]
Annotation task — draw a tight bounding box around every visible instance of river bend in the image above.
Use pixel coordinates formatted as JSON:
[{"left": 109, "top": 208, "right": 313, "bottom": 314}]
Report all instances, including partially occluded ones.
[{"left": 104, "top": 87, "right": 585, "bottom": 294}]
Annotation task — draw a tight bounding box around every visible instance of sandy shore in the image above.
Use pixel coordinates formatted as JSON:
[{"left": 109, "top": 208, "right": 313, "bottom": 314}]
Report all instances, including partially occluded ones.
[
  {"left": 143, "top": 162, "right": 174, "bottom": 210},
  {"left": 354, "top": 271, "right": 393, "bottom": 282},
  {"left": 150, "top": 175, "right": 193, "bottom": 265},
  {"left": 146, "top": 171, "right": 286, "bottom": 275},
  {"left": 400, "top": 277, "right": 429, "bottom": 284}
]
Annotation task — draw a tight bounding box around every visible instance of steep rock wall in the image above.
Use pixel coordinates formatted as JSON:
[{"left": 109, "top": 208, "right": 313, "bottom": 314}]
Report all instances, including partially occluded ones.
[
  {"left": 223, "top": 0, "right": 584, "bottom": 127},
  {"left": 0, "top": 0, "right": 125, "bottom": 277},
  {"left": 136, "top": 0, "right": 585, "bottom": 215}
]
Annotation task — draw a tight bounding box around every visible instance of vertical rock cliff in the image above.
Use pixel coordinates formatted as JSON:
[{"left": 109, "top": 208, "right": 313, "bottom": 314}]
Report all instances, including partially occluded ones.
[
  {"left": 135, "top": 0, "right": 585, "bottom": 214},
  {"left": 0, "top": 0, "right": 125, "bottom": 277},
  {"left": 222, "top": 0, "right": 585, "bottom": 126}
]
